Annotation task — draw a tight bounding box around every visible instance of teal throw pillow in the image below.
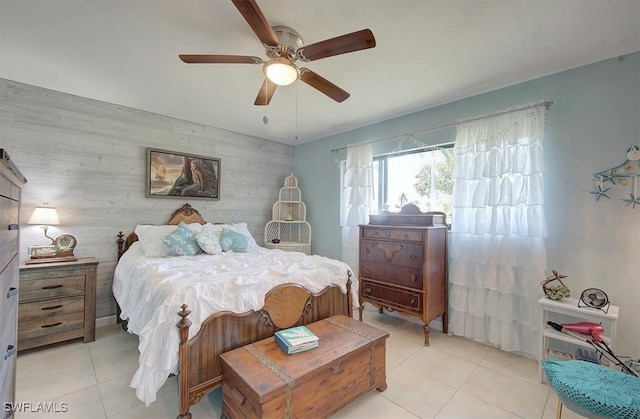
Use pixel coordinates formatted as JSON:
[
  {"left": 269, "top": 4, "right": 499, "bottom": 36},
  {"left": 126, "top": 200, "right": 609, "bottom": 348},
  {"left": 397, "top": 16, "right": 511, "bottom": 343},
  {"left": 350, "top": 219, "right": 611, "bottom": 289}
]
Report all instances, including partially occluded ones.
[
  {"left": 162, "top": 222, "right": 201, "bottom": 256},
  {"left": 220, "top": 228, "right": 250, "bottom": 252}
]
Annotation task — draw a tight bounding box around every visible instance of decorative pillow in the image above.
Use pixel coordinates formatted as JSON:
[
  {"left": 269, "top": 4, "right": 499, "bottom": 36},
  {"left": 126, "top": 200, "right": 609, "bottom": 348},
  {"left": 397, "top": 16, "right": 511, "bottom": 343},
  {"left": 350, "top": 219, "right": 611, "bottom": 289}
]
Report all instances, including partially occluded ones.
[
  {"left": 161, "top": 222, "right": 202, "bottom": 256},
  {"left": 135, "top": 223, "right": 203, "bottom": 257},
  {"left": 135, "top": 224, "right": 177, "bottom": 257},
  {"left": 202, "top": 222, "right": 259, "bottom": 251},
  {"left": 195, "top": 227, "right": 223, "bottom": 255},
  {"left": 220, "top": 228, "right": 250, "bottom": 252}
]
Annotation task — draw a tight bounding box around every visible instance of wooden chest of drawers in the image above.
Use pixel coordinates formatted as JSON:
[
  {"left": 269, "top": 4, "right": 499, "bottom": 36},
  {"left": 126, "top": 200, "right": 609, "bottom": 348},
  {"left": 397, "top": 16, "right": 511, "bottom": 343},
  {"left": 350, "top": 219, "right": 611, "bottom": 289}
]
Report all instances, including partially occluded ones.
[
  {"left": 220, "top": 315, "right": 388, "bottom": 419},
  {"left": 18, "top": 258, "right": 98, "bottom": 350},
  {"left": 1, "top": 148, "right": 26, "bottom": 417},
  {"left": 358, "top": 224, "right": 448, "bottom": 346}
]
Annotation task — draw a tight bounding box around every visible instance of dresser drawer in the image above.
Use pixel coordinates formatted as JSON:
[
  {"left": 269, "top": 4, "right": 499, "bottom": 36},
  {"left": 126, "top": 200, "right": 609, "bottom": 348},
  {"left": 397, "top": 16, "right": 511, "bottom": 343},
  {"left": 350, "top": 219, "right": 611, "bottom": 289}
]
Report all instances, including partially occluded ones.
[
  {"left": 360, "top": 260, "right": 423, "bottom": 290},
  {"left": 361, "top": 227, "right": 423, "bottom": 243},
  {"left": 0, "top": 195, "right": 19, "bottom": 272},
  {"left": 360, "top": 239, "right": 423, "bottom": 267},
  {"left": 361, "top": 227, "right": 390, "bottom": 240},
  {"left": 18, "top": 295, "right": 84, "bottom": 322},
  {"left": 18, "top": 303, "right": 84, "bottom": 342},
  {"left": 19, "top": 274, "right": 85, "bottom": 302},
  {"left": 360, "top": 280, "right": 422, "bottom": 313}
]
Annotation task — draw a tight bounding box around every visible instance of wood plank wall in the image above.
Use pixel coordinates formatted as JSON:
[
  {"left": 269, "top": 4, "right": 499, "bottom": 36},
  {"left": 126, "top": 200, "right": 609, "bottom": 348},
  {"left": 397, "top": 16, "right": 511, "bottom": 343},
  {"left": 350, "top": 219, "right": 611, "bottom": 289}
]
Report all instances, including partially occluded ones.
[{"left": 0, "top": 79, "right": 294, "bottom": 319}]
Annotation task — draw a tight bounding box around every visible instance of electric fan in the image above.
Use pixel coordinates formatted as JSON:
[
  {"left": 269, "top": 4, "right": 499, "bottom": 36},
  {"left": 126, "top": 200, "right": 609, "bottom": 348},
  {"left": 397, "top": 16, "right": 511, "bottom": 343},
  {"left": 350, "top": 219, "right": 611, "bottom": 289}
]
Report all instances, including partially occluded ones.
[{"left": 578, "top": 288, "right": 610, "bottom": 313}]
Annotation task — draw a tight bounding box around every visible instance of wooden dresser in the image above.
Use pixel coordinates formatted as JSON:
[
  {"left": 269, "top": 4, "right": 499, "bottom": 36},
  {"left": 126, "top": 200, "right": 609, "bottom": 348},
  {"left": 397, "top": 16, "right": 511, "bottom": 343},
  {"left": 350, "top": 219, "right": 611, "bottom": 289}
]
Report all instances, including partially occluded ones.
[
  {"left": 18, "top": 258, "right": 98, "bottom": 350},
  {"left": 0, "top": 149, "right": 26, "bottom": 417},
  {"left": 358, "top": 208, "right": 448, "bottom": 346}
]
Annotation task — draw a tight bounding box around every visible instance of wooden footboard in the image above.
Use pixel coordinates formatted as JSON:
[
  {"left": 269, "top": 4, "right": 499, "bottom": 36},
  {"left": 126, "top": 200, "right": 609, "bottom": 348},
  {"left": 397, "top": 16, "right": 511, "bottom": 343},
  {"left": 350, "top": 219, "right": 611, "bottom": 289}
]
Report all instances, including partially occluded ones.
[{"left": 175, "top": 280, "right": 352, "bottom": 419}]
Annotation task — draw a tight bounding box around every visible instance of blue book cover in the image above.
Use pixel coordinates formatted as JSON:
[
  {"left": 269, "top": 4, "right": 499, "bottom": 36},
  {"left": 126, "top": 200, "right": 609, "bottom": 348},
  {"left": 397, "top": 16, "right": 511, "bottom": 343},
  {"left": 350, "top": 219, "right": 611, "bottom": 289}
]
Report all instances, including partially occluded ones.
[{"left": 274, "top": 326, "right": 319, "bottom": 355}]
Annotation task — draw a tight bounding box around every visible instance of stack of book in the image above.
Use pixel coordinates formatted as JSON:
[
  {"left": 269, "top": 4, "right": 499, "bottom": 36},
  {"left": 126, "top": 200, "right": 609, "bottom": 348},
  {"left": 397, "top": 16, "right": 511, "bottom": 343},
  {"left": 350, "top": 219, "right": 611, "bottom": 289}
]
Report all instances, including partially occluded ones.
[{"left": 274, "top": 325, "right": 319, "bottom": 355}]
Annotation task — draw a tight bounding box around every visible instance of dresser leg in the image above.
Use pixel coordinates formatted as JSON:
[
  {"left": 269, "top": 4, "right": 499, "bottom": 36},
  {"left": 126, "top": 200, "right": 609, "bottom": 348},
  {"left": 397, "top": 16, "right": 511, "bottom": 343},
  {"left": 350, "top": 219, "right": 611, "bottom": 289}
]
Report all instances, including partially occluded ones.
[
  {"left": 423, "top": 324, "right": 431, "bottom": 346},
  {"left": 358, "top": 304, "right": 364, "bottom": 321}
]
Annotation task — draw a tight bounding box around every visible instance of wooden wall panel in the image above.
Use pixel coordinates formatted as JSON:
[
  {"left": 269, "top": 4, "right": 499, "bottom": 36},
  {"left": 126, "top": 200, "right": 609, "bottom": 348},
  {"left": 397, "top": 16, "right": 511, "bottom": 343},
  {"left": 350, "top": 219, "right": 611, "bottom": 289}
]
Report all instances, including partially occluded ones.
[{"left": 1, "top": 79, "right": 294, "bottom": 319}]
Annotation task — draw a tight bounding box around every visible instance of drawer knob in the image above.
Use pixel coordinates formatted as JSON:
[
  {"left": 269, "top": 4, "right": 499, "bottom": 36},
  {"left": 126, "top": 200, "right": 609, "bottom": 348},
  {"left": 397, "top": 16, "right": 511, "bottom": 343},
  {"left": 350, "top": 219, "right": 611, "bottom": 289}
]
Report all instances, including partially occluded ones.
[
  {"left": 5, "top": 344, "right": 16, "bottom": 360},
  {"left": 6, "top": 287, "right": 18, "bottom": 299},
  {"left": 410, "top": 254, "right": 417, "bottom": 260},
  {"left": 410, "top": 274, "right": 417, "bottom": 282},
  {"left": 365, "top": 268, "right": 371, "bottom": 274},
  {"left": 42, "top": 284, "right": 63, "bottom": 290},
  {"left": 41, "top": 322, "right": 63, "bottom": 328},
  {"left": 42, "top": 305, "right": 63, "bottom": 311},
  {"left": 364, "top": 287, "right": 372, "bottom": 294}
]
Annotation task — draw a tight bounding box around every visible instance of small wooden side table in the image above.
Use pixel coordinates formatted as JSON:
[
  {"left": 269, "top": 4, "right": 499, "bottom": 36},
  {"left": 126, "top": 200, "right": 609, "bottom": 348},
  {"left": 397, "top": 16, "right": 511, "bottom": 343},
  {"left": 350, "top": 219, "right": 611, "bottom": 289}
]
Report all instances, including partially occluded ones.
[{"left": 18, "top": 257, "right": 98, "bottom": 350}]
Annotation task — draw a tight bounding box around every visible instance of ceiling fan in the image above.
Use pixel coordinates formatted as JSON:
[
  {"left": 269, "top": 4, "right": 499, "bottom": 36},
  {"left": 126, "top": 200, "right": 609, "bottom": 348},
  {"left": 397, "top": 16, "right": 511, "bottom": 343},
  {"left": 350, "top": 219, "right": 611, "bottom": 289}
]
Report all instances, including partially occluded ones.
[{"left": 179, "top": 0, "right": 376, "bottom": 106}]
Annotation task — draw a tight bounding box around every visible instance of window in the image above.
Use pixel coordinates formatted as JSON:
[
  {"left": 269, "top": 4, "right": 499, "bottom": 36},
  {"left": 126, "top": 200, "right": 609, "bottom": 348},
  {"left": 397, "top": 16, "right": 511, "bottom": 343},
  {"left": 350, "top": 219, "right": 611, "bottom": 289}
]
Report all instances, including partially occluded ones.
[{"left": 373, "top": 145, "right": 454, "bottom": 219}]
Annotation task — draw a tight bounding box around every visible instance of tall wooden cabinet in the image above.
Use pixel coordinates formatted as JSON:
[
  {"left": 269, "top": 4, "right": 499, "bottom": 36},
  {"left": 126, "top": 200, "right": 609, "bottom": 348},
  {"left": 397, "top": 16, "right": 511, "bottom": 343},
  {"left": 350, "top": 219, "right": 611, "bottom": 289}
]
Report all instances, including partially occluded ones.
[
  {"left": 358, "top": 208, "right": 448, "bottom": 346},
  {"left": 0, "top": 149, "right": 26, "bottom": 417}
]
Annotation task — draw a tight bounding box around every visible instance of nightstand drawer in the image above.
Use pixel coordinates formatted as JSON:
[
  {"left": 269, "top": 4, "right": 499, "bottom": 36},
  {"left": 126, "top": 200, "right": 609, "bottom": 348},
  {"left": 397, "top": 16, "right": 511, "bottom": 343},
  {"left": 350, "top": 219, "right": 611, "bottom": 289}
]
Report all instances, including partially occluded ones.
[
  {"left": 18, "top": 295, "right": 84, "bottom": 322},
  {"left": 18, "top": 311, "right": 84, "bottom": 341},
  {"left": 19, "top": 274, "right": 85, "bottom": 302}
]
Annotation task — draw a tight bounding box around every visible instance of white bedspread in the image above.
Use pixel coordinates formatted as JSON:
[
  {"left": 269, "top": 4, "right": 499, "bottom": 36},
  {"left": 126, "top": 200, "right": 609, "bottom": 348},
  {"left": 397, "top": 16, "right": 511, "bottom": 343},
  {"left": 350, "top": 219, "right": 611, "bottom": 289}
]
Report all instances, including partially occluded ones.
[{"left": 113, "top": 242, "right": 356, "bottom": 405}]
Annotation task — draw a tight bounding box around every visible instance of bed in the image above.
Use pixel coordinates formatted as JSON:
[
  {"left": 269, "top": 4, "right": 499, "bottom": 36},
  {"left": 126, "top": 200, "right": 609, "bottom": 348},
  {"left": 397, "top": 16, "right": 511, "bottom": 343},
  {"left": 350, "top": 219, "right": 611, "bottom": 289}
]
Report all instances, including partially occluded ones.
[{"left": 113, "top": 203, "right": 355, "bottom": 419}]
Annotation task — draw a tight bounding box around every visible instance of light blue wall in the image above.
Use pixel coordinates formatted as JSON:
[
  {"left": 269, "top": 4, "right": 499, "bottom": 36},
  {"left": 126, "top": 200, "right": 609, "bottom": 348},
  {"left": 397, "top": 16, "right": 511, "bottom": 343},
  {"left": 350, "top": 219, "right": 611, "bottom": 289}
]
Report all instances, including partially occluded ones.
[{"left": 294, "top": 53, "right": 640, "bottom": 357}]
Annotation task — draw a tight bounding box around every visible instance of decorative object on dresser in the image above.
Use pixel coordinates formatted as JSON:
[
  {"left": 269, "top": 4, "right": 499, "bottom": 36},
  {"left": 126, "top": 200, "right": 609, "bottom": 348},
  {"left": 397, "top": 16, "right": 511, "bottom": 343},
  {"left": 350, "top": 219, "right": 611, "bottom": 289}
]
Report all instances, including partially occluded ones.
[
  {"left": 264, "top": 174, "right": 312, "bottom": 254},
  {"left": 359, "top": 204, "right": 448, "bottom": 346},
  {"left": 18, "top": 258, "right": 98, "bottom": 350},
  {"left": 1, "top": 148, "right": 27, "bottom": 418},
  {"left": 26, "top": 205, "right": 78, "bottom": 264},
  {"left": 220, "top": 315, "right": 388, "bottom": 419},
  {"left": 146, "top": 148, "right": 221, "bottom": 200}
]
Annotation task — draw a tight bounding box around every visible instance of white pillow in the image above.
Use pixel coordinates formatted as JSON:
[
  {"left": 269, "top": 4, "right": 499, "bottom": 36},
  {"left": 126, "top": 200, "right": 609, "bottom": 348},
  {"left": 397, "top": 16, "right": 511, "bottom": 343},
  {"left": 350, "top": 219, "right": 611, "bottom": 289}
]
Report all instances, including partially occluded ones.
[
  {"left": 135, "top": 223, "right": 204, "bottom": 257},
  {"left": 195, "top": 228, "right": 223, "bottom": 255},
  {"left": 202, "top": 222, "right": 259, "bottom": 250}
]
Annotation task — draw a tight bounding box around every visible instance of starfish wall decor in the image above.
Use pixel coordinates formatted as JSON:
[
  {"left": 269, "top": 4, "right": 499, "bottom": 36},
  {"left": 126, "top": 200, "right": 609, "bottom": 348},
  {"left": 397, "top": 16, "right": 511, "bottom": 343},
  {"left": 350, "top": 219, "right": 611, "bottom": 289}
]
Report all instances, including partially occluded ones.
[{"left": 591, "top": 144, "right": 640, "bottom": 209}]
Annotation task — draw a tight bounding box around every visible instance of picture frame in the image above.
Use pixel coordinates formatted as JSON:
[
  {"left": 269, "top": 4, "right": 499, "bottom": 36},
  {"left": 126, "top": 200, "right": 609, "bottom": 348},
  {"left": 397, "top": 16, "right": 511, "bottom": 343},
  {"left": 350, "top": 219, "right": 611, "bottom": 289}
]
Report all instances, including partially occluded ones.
[{"left": 146, "top": 148, "right": 221, "bottom": 200}]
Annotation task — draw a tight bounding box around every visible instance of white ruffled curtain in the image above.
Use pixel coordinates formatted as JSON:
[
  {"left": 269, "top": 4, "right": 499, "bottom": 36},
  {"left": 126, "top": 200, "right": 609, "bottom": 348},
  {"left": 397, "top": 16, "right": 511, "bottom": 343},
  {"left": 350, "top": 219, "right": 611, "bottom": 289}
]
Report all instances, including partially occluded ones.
[
  {"left": 341, "top": 143, "right": 374, "bottom": 277},
  {"left": 449, "top": 103, "right": 548, "bottom": 359}
]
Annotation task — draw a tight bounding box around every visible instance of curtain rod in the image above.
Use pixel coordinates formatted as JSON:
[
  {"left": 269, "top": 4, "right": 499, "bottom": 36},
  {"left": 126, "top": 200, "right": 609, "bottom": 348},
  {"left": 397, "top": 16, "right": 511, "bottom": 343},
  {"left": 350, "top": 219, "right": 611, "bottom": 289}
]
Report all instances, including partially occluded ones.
[{"left": 330, "top": 100, "right": 553, "bottom": 154}]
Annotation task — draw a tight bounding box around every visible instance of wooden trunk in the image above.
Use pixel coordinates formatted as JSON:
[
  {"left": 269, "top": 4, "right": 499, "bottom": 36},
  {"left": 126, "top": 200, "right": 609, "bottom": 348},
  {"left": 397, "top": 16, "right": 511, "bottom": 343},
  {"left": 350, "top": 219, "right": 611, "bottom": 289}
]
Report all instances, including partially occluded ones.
[{"left": 220, "top": 315, "right": 388, "bottom": 419}]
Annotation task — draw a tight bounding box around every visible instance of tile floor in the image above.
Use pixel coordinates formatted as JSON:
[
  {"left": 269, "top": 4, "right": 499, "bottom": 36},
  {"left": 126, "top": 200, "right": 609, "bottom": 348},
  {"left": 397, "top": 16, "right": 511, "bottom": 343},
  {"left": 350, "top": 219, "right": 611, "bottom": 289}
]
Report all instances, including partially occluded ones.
[{"left": 14, "top": 309, "right": 587, "bottom": 419}]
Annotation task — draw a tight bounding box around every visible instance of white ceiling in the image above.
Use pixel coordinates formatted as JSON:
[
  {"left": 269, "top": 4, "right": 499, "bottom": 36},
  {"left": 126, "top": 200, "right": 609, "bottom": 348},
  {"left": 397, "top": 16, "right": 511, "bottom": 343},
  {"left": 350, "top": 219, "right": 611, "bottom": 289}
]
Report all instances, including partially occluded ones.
[{"left": 1, "top": 1, "right": 639, "bottom": 146}]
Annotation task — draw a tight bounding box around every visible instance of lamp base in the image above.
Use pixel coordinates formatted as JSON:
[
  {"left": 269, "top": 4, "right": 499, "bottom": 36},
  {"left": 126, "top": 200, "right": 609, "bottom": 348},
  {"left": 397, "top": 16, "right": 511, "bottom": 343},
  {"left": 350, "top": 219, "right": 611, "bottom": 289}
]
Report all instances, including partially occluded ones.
[{"left": 26, "top": 256, "right": 78, "bottom": 265}]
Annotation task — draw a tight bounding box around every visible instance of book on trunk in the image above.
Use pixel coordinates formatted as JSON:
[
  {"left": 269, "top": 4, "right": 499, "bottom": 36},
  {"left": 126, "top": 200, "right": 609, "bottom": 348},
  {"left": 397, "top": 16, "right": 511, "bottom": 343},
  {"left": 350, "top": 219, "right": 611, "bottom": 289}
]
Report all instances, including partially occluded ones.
[{"left": 274, "top": 325, "right": 319, "bottom": 355}]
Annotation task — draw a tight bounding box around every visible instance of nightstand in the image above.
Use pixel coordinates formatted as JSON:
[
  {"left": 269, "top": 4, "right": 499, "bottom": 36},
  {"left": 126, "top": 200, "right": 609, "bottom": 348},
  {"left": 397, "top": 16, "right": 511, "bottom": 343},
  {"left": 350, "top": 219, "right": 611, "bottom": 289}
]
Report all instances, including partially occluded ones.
[{"left": 18, "top": 257, "right": 98, "bottom": 350}]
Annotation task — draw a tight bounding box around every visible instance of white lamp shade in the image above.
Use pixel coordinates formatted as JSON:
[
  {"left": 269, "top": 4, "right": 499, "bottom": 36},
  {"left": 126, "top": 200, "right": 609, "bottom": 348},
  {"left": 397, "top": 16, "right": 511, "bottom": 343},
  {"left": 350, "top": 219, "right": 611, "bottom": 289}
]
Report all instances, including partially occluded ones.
[
  {"left": 28, "top": 207, "right": 60, "bottom": 225},
  {"left": 265, "top": 60, "right": 299, "bottom": 86}
]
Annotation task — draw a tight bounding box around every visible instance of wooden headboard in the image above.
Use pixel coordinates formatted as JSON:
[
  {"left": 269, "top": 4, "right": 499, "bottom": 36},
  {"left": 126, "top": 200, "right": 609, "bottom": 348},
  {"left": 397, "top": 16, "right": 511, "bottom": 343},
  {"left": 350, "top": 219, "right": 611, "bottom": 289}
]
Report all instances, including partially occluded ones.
[{"left": 116, "top": 203, "right": 206, "bottom": 260}]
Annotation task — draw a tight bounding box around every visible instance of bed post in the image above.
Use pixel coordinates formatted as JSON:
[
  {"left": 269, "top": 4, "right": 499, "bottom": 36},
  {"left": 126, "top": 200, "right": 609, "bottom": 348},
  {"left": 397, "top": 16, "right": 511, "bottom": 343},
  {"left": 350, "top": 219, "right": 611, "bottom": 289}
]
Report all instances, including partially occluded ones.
[{"left": 176, "top": 305, "right": 192, "bottom": 419}]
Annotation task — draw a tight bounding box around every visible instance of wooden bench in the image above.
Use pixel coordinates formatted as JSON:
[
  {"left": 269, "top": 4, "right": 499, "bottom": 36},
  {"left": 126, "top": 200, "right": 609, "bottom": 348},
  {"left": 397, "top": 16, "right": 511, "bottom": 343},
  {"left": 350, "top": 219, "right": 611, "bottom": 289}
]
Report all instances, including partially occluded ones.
[{"left": 220, "top": 315, "right": 389, "bottom": 418}]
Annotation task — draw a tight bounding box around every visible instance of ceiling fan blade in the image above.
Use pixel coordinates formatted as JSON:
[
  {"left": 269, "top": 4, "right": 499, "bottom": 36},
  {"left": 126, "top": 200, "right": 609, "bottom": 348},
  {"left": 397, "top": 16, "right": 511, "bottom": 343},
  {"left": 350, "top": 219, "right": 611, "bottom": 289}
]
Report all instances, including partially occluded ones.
[
  {"left": 297, "top": 29, "right": 376, "bottom": 62},
  {"left": 179, "top": 55, "right": 263, "bottom": 64},
  {"left": 299, "top": 69, "right": 350, "bottom": 103},
  {"left": 231, "top": 0, "right": 279, "bottom": 47},
  {"left": 254, "top": 78, "right": 278, "bottom": 106}
]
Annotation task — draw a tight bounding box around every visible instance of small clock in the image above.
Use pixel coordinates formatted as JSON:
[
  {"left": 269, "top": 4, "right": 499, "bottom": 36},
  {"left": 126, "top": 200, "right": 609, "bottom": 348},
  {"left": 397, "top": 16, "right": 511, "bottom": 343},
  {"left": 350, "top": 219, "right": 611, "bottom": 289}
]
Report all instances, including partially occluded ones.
[{"left": 54, "top": 234, "right": 77, "bottom": 258}]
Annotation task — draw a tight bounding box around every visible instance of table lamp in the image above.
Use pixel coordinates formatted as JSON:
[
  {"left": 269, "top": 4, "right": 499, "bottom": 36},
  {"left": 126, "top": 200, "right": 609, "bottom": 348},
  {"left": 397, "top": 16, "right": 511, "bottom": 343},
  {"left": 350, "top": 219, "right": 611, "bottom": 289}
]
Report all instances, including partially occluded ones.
[{"left": 27, "top": 206, "right": 60, "bottom": 244}]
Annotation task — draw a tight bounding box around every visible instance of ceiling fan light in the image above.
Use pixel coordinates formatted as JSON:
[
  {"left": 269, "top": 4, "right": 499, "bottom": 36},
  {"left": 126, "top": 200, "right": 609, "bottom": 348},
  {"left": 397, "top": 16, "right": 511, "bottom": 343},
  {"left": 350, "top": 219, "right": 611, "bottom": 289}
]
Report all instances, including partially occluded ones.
[{"left": 265, "top": 60, "right": 298, "bottom": 86}]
